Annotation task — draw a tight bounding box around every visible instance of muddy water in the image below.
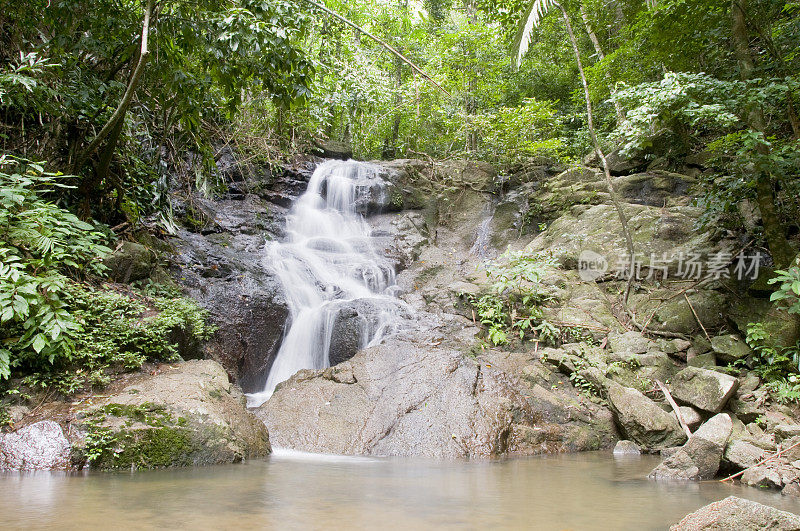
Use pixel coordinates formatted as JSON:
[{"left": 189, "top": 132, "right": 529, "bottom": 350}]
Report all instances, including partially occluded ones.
[{"left": 1, "top": 451, "right": 798, "bottom": 530}]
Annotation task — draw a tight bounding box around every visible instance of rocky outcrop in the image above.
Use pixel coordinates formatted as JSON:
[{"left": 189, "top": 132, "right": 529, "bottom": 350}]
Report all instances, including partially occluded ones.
[
  {"left": 649, "top": 413, "right": 732, "bottom": 481},
  {"left": 669, "top": 367, "right": 739, "bottom": 413},
  {"left": 77, "top": 360, "right": 270, "bottom": 469},
  {"left": 255, "top": 324, "right": 616, "bottom": 458},
  {"left": 0, "top": 421, "right": 71, "bottom": 471},
  {"left": 607, "top": 382, "right": 687, "bottom": 449},
  {"left": 670, "top": 496, "right": 800, "bottom": 530},
  {"left": 170, "top": 190, "right": 292, "bottom": 391}
]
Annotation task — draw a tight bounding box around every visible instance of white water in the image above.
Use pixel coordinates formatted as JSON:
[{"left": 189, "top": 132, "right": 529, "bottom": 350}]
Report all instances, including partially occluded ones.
[{"left": 246, "top": 160, "right": 406, "bottom": 407}]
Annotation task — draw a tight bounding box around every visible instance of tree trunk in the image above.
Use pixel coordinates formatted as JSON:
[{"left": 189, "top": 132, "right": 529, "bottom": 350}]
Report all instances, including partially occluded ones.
[
  {"left": 731, "top": 0, "right": 793, "bottom": 268},
  {"left": 579, "top": 5, "right": 626, "bottom": 124},
  {"left": 560, "top": 4, "right": 636, "bottom": 302},
  {"left": 72, "top": 0, "right": 154, "bottom": 176}
]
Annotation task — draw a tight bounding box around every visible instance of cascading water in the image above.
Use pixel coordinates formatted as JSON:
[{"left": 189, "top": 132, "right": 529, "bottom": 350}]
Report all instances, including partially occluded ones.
[{"left": 246, "top": 160, "right": 407, "bottom": 407}]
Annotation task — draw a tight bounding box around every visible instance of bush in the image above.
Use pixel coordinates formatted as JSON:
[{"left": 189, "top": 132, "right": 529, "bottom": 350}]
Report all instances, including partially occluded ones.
[{"left": 0, "top": 156, "right": 111, "bottom": 378}]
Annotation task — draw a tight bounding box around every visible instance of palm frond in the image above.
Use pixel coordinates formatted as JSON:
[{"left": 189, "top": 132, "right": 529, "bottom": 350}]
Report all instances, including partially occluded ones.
[{"left": 512, "top": 0, "right": 560, "bottom": 68}]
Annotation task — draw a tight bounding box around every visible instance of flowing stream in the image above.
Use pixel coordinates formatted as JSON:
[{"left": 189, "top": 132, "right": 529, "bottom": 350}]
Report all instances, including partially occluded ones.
[
  {"left": 2, "top": 452, "right": 797, "bottom": 530},
  {"left": 246, "top": 160, "right": 407, "bottom": 407}
]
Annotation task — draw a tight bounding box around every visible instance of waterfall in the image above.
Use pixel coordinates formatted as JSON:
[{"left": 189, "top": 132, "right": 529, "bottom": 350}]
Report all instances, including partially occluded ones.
[{"left": 246, "top": 160, "right": 407, "bottom": 407}]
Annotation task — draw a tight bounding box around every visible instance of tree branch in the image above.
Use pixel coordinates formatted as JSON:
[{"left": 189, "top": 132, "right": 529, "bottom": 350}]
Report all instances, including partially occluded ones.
[
  {"left": 72, "top": 0, "right": 155, "bottom": 174},
  {"left": 300, "top": 0, "right": 450, "bottom": 97}
]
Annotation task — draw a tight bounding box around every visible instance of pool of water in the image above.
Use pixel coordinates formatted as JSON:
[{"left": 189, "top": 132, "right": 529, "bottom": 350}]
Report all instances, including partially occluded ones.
[{"left": 2, "top": 450, "right": 798, "bottom": 530}]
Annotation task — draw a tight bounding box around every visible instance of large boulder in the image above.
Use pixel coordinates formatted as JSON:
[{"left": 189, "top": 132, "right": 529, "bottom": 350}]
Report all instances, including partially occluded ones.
[
  {"left": 0, "top": 421, "right": 71, "bottom": 471},
  {"left": 670, "top": 496, "right": 800, "bottom": 530},
  {"left": 669, "top": 366, "right": 739, "bottom": 413},
  {"left": 724, "top": 439, "right": 767, "bottom": 469},
  {"left": 104, "top": 241, "right": 155, "bottom": 283},
  {"left": 256, "top": 327, "right": 616, "bottom": 458},
  {"left": 606, "top": 382, "right": 687, "bottom": 449},
  {"left": 78, "top": 360, "right": 270, "bottom": 469},
  {"left": 649, "top": 413, "right": 732, "bottom": 480}
]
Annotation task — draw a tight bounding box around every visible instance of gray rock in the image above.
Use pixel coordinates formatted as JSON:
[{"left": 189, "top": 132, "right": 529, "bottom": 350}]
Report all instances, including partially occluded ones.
[
  {"left": 775, "top": 425, "right": 800, "bottom": 442},
  {"left": 670, "top": 496, "right": 800, "bottom": 530},
  {"left": 711, "top": 334, "right": 753, "bottom": 363},
  {"left": 742, "top": 466, "right": 784, "bottom": 489},
  {"left": 783, "top": 482, "right": 800, "bottom": 498},
  {"left": 687, "top": 352, "right": 717, "bottom": 369},
  {"left": 81, "top": 360, "right": 270, "bottom": 469},
  {"left": 256, "top": 332, "right": 616, "bottom": 458},
  {"left": 608, "top": 331, "right": 653, "bottom": 355},
  {"left": 728, "top": 398, "right": 763, "bottom": 424},
  {"left": 104, "top": 241, "right": 155, "bottom": 283},
  {"left": 671, "top": 406, "right": 703, "bottom": 431},
  {"left": 0, "top": 421, "right": 71, "bottom": 471},
  {"left": 724, "top": 439, "right": 766, "bottom": 469},
  {"left": 649, "top": 413, "right": 732, "bottom": 480},
  {"left": 607, "top": 383, "right": 687, "bottom": 449},
  {"left": 613, "top": 440, "right": 641, "bottom": 455},
  {"left": 669, "top": 366, "right": 739, "bottom": 413}
]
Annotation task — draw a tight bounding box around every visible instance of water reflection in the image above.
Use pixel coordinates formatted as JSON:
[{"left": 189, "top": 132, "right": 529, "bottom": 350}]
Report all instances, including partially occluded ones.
[{"left": 1, "top": 452, "right": 798, "bottom": 530}]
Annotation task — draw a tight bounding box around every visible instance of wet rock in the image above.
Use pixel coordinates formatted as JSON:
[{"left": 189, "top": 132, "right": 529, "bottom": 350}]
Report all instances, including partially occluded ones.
[
  {"left": 669, "top": 366, "right": 739, "bottom": 413},
  {"left": 328, "top": 298, "right": 409, "bottom": 366},
  {"left": 606, "top": 382, "right": 687, "bottom": 449},
  {"left": 313, "top": 139, "right": 352, "bottom": 160},
  {"left": 711, "top": 334, "right": 752, "bottom": 364},
  {"left": 670, "top": 496, "right": 800, "bottom": 530},
  {"left": 104, "top": 241, "right": 155, "bottom": 283},
  {"left": 649, "top": 413, "right": 732, "bottom": 481},
  {"left": 256, "top": 330, "right": 616, "bottom": 458},
  {"left": 613, "top": 440, "right": 641, "bottom": 455},
  {"left": 80, "top": 360, "right": 270, "bottom": 469},
  {"left": 171, "top": 219, "right": 290, "bottom": 391},
  {"left": 724, "top": 439, "right": 766, "bottom": 469},
  {"left": 0, "top": 421, "right": 71, "bottom": 471}
]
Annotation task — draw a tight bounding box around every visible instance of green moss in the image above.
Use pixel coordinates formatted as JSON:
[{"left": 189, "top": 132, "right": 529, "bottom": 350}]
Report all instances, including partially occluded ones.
[{"left": 83, "top": 402, "right": 198, "bottom": 470}]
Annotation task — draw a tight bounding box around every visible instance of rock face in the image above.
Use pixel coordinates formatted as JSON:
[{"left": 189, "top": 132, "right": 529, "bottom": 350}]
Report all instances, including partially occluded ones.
[
  {"left": 0, "top": 421, "right": 71, "bottom": 471},
  {"left": 649, "top": 413, "right": 732, "bottom": 481},
  {"left": 606, "top": 383, "right": 687, "bottom": 449},
  {"left": 256, "top": 328, "right": 616, "bottom": 458},
  {"left": 170, "top": 192, "right": 292, "bottom": 391},
  {"left": 670, "top": 496, "right": 800, "bottom": 530},
  {"left": 670, "top": 367, "right": 739, "bottom": 413},
  {"left": 79, "top": 360, "right": 270, "bottom": 469}
]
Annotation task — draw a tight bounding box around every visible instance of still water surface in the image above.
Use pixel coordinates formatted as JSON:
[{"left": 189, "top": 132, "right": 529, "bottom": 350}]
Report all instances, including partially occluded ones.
[{"left": 2, "top": 450, "right": 798, "bottom": 530}]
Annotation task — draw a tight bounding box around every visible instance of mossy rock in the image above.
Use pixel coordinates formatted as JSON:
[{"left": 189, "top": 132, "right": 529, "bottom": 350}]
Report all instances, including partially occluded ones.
[
  {"left": 104, "top": 241, "right": 155, "bottom": 283},
  {"left": 78, "top": 361, "right": 270, "bottom": 470}
]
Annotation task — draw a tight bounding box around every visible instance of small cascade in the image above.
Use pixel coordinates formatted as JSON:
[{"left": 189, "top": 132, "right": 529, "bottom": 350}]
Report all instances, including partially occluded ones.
[{"left": 246, "top": 160, "right": 407, "bottom": 407}]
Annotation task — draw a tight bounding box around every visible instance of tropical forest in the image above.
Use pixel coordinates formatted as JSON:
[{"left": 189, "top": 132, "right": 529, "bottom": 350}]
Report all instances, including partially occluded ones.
[{"left": 1, "top": 0, "right": 800, "bottom": 528}]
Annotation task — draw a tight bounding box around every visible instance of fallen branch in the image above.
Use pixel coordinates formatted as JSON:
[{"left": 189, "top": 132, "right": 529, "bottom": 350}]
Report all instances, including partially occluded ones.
[
  {"left": 655, "top": 379, "right": 692, "bottom": 438},
  {"left": 720, "top": 439, "right": 800, "bottom": 482},
  {"left": 684, "top": 293, "right": 711, "bottom": 342}
]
